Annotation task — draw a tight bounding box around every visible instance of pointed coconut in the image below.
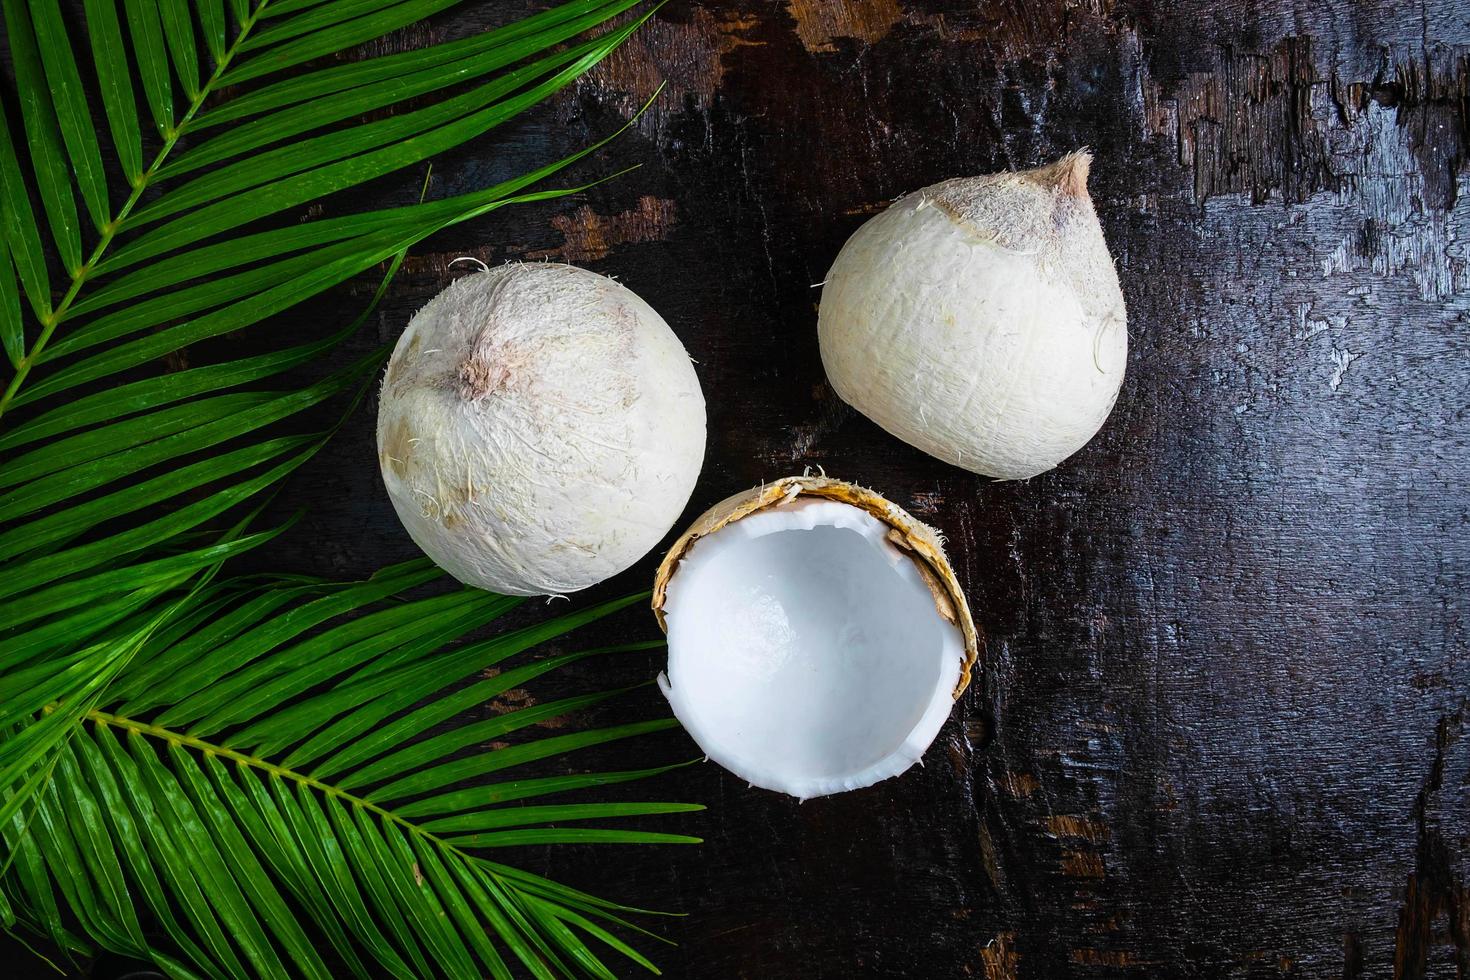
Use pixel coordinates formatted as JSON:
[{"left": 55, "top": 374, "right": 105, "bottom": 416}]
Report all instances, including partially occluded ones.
[
  {"left": 652, "top": 475, "right": 980, "bottom": 799},
  {"left": 817, "top": 150, "right": 1128, "bottom": 480}
]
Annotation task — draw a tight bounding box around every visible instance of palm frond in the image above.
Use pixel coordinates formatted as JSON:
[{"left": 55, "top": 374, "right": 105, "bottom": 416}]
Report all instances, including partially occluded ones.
[
  {"left": 0, "top": 0, "right": 693, "bottom": 975},
  {"left": 0, "top": 0, "right": 651, "bottom": 415},
  {"left": 4, "top": 579, "right": 698, "bottom": 979}
]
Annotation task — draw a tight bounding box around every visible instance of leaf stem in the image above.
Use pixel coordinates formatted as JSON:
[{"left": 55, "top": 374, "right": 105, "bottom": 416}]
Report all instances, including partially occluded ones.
[{"left": 0, "top": 0, "right": 273, "bottom": 424}]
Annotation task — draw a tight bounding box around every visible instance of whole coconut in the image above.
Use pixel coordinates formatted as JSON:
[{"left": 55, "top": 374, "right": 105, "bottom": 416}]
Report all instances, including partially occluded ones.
[
  {"left": 818, "top": 151, "right": 1127, "bottom": 481},
  {"left": 377, "top": 263, "right": 705, "bottom": 596}
]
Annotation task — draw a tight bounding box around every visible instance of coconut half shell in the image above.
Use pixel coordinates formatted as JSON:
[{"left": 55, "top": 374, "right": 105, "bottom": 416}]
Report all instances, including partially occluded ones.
[
  {"left": 653, "top": 474, "right": 979, "bottom": 695},
  {"left": 652, "top": 475, "right": 981, "bottom": 799}
]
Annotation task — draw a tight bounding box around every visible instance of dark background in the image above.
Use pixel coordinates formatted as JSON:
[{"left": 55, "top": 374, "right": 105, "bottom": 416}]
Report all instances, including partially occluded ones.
[{"left": 10, "top": 0, "right": 1470, "bottom": 976}]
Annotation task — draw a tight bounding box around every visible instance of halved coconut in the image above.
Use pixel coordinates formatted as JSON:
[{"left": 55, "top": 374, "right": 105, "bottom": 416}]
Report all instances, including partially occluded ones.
[{"left": 652, "top": 476, "right": 979, "bottom": 799}]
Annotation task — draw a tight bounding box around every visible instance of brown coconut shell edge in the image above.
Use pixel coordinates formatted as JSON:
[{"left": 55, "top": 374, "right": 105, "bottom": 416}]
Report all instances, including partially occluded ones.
[{"left": 651, "top": 475, "right": 980, "bottom": 698}]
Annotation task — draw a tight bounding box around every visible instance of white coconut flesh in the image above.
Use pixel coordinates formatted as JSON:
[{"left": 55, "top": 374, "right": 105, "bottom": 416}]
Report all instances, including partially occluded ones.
[{"left": 658, "top": 498, "right": 964, "bottom": 800}]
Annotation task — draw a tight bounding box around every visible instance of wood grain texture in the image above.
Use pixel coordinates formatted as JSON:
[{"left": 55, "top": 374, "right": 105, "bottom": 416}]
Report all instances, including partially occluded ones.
[{"left": 8, "top": 0, "right": 1470, "bottom": 976}]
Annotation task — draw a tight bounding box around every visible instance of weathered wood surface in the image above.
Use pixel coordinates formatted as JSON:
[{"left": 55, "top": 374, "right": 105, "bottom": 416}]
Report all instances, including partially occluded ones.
[{"left": 14, "top": 0, "right": 1470, "bottom": 976}]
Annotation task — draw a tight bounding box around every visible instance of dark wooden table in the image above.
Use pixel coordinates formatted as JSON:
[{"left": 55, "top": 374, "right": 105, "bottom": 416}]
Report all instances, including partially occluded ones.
[{"left": 16, "top": 0, "right": 1470, "bottom": 976}]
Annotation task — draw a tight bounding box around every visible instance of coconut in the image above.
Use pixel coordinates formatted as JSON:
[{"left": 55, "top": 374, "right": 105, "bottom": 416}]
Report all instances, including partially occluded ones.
[
  {"left": 818, "top": 151, "right": 1128, "bottom": 481},
  {"left": 652, "top": 475, "right": 979, "bottom": 799},
  {"left": 377, "top": 262, "right": 705, "bottom": 596}
]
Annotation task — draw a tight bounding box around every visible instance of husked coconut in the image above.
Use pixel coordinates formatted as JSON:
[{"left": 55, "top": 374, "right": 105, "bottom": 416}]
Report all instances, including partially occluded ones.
[
  {"left": 818, "top": 151, "right": 1128, "bottom": 480},
  {"left": 652, "top": 475, "right": 979, "bottom": 799},
  {"left": 378, "top": 263, "right": 705, "bottom": 596}
]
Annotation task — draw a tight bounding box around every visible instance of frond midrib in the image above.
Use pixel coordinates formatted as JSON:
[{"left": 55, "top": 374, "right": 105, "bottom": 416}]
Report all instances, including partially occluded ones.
[{"left": 86, "top": 708, "right": 495, "bottom": 880}]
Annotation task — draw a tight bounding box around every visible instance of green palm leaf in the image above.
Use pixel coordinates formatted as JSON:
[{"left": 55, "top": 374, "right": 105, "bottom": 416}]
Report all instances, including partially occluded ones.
[
  {"left": 28, "top": 0, "right": 112, "bottom": 231},
  {"left": 0, "top": 0, "right": 695, "bottom": 975},
  {"left": 2, "top": 0, "right": 83, "bottom": 275},
  {"left": 4, "top": 581, "right": 698, "bottom": 979},
  {"left": 0, "top": 0, "right": 652, "bottom": 415}
]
